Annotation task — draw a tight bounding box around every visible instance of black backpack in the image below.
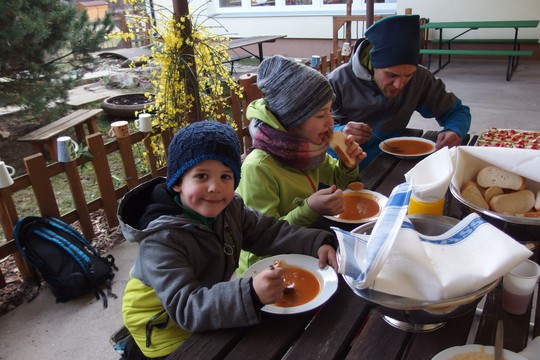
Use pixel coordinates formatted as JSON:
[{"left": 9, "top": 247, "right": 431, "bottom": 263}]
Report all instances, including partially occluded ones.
[{"left": 14, "top": 216, "right": 118, "bottom": 307}]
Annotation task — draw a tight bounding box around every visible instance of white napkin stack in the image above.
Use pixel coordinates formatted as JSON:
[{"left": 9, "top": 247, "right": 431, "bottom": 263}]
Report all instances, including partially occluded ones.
[
  {"left": 335, "top": 182, "right": 533, "bottom": 301},
  {"left": 405, "top": 147, "right": 454, "bottom": 203}
]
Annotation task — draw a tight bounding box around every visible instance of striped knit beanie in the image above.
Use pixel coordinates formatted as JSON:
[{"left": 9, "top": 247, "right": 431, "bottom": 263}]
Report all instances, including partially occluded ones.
[{"left": 257, "top": 55, "right": 335, "bottom": 129}]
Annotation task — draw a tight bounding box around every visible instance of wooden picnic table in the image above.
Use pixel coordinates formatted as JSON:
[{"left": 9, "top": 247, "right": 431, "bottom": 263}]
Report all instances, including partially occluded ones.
[
  {"left": 167, "top": 129, "right": 539, "bottom": 360},
  {"left": 224, "top": 35, "right": 286, "bottom": 73},
  {"left": 420, "top": 20, "right": 539, "bottom": 80},
  {"left": 18, "top": 108, "right": 102, "bottom": 161}
]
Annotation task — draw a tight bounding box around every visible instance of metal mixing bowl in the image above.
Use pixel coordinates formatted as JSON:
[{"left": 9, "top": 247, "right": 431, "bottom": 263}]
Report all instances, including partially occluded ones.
[{"left": 345, "top": 214, "right": 500, "bottom": 332}]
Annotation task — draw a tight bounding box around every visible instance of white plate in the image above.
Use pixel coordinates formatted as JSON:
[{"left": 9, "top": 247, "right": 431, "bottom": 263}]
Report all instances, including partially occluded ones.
[
  {"left": 432, "top": 344, "right": 527, "bottom": 360},
  {"left": 378, "top": 136, "right": 436, "bottom": 159},
  {"left": 324, "top": 189, "right": 388, "bottom": 224},
  {"left": 242, "top": 254, "right": 338, "bottom": 314}
]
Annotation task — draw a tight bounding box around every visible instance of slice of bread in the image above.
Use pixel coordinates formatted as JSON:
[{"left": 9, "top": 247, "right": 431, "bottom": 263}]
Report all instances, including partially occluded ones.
[
  {"left": 483, "top": 186, "right": 504, "bottom": 202},
  {"left": 476, "top": 165, "right": 526, "bottom": 190},
  {"left": 460, "top": 181, "right": 489, "bottom": 210},
  {"left": 489, "top": 189, "right": 535, "bottom": 214},
  {"left": 516, "top": 211, "right": 540, "bottom": 218},
  {"left": 330, "top": 131, "right": 355, "bottom": 168}
]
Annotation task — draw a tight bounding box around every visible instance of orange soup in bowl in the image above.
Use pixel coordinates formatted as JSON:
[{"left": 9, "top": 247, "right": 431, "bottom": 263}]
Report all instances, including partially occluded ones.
[
  {"left": 274, "top": 266, "right": 320, "bottom": 308},
  {"left": 338, "top": 192, "right": 380, "bottom": 221},
  {"left": 383, "top": 139, "right": 434, "bottom": 155}
]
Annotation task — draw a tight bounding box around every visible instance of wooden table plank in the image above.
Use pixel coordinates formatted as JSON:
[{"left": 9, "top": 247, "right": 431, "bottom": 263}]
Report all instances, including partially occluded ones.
[
  {"left": 166, "top": 328, "right": 246, "bottom": 360},
  {"left": 345, "top": 311, "right": 410, "bottom": 360},
  {"left": 406, "top": 311, "right": 475, "bottom": 359},
  {"left": 283, "top": 277, "right": 371, "bottom": 360},
  {"left": 475, "top": 286, "right": 532, "bottom": 353},
  {"left": 223, "top": 311, "right": 315, "bottom": 360}
]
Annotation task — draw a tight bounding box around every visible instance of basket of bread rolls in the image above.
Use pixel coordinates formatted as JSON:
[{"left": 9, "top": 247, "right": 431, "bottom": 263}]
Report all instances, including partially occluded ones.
[{"left": 449, "top": 146, "right": 540, "bottom": 227}]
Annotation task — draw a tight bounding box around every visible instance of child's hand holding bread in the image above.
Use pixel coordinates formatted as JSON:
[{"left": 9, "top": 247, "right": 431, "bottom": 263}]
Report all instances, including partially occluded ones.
[{"left": 329, "top": 130, "right": 367, "bottom": 169}]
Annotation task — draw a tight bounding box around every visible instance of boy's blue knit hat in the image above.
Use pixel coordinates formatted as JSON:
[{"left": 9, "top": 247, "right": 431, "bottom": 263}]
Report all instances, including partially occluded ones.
[
  {"left": 365, "top": 14, "right": 420, "bottom": 68},
  {"left": 166, "top": 121, "right": 242, "bottom": 190}
]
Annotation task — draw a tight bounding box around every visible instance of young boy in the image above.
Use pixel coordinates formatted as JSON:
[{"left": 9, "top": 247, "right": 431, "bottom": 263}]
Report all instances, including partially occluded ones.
[{"left": 119, "top": 121, "right": 338, "bottom": 359}]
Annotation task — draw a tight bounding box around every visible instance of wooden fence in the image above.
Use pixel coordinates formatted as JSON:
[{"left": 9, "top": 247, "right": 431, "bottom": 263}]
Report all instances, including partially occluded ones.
[
  {"left": 0, "top": 73, "right": 259, "bottom": 289},
  {"left": 0, "top": 128, "right": 174, "bottom": 287}
]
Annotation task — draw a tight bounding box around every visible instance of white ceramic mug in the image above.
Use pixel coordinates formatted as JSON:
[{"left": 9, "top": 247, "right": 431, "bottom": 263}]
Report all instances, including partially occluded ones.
[
  {"left": 134, "top": 113, "right": 152, "bottom": 133},
  {"left": 310, "top": 55, "right": 321, "bottom": 68},
  {"left": 108, "top": 120, "right": 130, "bottom": 138},
  {"left": 57, "top": 136, "right": 80, "bottom": 163},
  {"left": 341, "top": 42, "right": 351, "bottom": 57},
  {"left": 0, "top": 161, "right": 16, "bottom": 188}
]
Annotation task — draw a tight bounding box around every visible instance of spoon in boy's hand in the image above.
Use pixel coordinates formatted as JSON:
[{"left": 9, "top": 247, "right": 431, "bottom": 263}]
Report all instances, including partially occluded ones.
[
  {"left": 283, "top": 280, "right": 295, "bottom": 293},
  {"left": 269, "top": 264, "right": 294, "bottom": 293}
]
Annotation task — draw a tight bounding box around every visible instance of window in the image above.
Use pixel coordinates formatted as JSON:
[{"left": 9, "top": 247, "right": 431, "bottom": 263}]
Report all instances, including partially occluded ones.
[{"left": 215, "top": 0, "right": 396, "bottom": 15}]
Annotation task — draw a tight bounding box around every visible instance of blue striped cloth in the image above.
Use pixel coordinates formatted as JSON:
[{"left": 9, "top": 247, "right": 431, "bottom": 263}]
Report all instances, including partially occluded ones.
[{"left": 333, "top": 182, "right": 412, "bottom": 289}]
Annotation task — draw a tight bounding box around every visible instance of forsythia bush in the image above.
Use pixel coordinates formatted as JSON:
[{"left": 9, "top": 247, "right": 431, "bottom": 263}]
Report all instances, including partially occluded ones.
[{"left": 108, "top": 0, "right": 243, "bottom": 135}]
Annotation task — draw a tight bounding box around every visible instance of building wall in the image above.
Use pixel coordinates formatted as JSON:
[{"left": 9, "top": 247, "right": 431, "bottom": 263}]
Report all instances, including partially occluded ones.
[
  {"left": 153, "top": 0, "right": 540, "bottom": 59},
  {"left": 398, "top": 0, "right": 540, "bottom": 40}
]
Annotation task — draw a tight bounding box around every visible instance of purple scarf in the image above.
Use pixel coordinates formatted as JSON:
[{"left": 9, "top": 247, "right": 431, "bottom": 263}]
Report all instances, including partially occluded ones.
[{"left": 250, "top": 121, "right": 328, "bottom": 171}]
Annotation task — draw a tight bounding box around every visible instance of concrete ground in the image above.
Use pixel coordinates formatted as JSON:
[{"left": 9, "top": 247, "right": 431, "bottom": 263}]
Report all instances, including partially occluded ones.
[{"left": 0, "top": 59, "right": 539, "bottom": 360}]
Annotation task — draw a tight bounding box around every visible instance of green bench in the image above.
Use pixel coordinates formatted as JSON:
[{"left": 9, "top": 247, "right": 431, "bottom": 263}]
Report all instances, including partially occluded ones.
[
  {"left": 420, "top": 48, "right": 534, "bottom": 81},
  {"left": 430, "top": 38, "right": 538, "bottom": 45}
]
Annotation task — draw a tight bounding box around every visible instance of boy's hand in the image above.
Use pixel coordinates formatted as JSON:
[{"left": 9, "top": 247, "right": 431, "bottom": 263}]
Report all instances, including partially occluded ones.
[
  {"left": 252, "top": 265, "right": 285, "bottom": 305},
  {"left": 317, "top": 244, "right": 338, "bottom": 272},
  {"left": 307, "top": 185, "right": 344, "bottom": 216}
]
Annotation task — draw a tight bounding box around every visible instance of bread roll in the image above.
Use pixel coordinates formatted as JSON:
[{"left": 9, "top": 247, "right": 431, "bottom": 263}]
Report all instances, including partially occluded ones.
[
  {"left": 476, "top": 165, "right": 526, "bottom": 190},
  {"left": 535, "top": 190, "right": 540, "bottom": 211},
  {"left": 483, "top": 186, "right": 504, "bottom": 202},
  {"left": 330, "top": 131, "right": 355, "bottom": 168},
  {"left": 460, "top": 181, "right": 489, "bottom": 210},
  {"left": 489, "top": 189, "right": 535, "bottom": 214}
]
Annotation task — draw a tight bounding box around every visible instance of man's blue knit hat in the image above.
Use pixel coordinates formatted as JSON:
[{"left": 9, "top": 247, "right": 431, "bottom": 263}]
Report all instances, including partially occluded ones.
[
  {"left": 166, "top": 121, "right": 242, "bottom": 190},
  {"left": 365, "top": 14, "right": 420, "bottom": 68}
]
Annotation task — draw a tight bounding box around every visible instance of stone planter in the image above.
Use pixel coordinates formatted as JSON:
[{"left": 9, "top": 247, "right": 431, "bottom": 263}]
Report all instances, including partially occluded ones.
[{"left": 100, "top": 93, "right": 154, "bottom": 118}]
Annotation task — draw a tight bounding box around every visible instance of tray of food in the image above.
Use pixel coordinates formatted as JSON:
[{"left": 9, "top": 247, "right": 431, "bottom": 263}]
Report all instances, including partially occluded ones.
[{"left": 476, "top": 128, "right": 540, "bottom": 149}]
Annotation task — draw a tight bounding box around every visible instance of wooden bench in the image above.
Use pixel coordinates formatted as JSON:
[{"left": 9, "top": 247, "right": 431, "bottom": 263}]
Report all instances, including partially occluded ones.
[
  {"left": 420, "top": 48, "right": 533, "bottom": 81},
  {"left": 18, "top": 109, "right": 102, "bottom": 161}
]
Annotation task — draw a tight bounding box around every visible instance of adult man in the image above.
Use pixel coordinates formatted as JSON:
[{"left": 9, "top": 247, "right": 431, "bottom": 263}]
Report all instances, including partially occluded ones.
[{"left": 327, "top": 14, "right": 471, "bottom": 168}]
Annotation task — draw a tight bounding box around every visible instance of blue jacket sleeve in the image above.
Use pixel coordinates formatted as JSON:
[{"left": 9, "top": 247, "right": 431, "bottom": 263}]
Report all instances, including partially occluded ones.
[{"left": 418, "top": 99, "right": 471, "bottom": 140}]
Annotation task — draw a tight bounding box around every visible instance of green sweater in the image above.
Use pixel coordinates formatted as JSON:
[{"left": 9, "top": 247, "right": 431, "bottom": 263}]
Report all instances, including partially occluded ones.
[{"left": 236, "top": 99, "right": 359, "bottom": 275}]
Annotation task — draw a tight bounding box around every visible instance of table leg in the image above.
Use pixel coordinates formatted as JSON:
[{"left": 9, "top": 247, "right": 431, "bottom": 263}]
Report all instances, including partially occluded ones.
[
  {"left": 257, "top": 42, "right": 264, "bottom": 62},
  {"left": 507, "top": 27, "right": 520, "bottom": 81}
]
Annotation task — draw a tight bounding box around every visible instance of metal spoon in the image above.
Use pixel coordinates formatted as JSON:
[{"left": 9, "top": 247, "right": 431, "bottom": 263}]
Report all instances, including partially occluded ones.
[
  {"left": 370, "top": 132, "right": 400, "bottom": 150},
  {"left": 283, "top": 280, "right": 295, "bottom": 293},
  {"left": 269, "top": 264, "right": 295, "bottom": 293}
]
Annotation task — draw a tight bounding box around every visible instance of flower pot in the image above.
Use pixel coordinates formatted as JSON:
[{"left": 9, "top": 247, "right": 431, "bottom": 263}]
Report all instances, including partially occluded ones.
[{"left": 100, "top": 93, "right": 154, "bottom": 118}]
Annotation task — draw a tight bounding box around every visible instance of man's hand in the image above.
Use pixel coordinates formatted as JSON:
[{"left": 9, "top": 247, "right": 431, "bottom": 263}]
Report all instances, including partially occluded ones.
[
  {"left": 436, "top": 131, "right": 461, "bottom": 149},
  {"left": 342, "top": 122, "right": 373, "bottom": 144}
]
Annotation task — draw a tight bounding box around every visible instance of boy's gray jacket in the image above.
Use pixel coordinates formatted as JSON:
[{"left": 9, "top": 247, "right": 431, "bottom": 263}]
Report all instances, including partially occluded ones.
[{"left": 118, "top": 177, "right": 335, "bottom": 332}]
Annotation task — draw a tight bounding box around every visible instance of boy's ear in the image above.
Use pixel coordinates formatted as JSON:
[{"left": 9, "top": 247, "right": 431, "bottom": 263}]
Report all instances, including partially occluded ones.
[{"left": 172, "top": 183, "right": 182, "bottom": 193}]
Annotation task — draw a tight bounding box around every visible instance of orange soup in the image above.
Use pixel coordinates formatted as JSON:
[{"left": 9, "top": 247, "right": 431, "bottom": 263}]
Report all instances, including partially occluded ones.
[
  {"left": 274, "top": 266, "right": 320, "bottom": 308},
  {"left": 382, "top": 139, "right": 434, "bottom": 155},
  {"left": 338, "top": 193, "right": 380, "bottom": 221}
]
